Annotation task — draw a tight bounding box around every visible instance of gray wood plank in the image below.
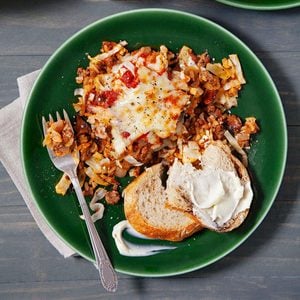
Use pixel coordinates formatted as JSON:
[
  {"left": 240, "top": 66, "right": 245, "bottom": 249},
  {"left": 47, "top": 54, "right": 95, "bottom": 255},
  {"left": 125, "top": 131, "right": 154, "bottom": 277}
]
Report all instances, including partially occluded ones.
[
  {"left": 0, "top": 165, "right": 22, "bottom": 206},
  {"left": 0, "top": 1, "right": 299, "bottom": 298},
  {"left": 0, "top": 1, "right": 299, "bottom": 55},
  {"left": 0, "top": 276, "right": 298, "bottom": 299},
  {"left": 0, "top": 55, "right": 48, "bottom": 108}
]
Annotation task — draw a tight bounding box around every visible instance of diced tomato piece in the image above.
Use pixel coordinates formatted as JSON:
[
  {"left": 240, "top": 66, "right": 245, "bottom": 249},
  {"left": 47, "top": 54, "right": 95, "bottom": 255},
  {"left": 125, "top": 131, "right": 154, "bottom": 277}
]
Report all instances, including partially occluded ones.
[
  {"left": 121, "top": 131, "right": 131, "bottom": 138},
  {"left": 102, "top": 90, "right": 119, "bottom": 107},
  {"left": 139, "top": 52, "right": 149, "bottom": 59},
  {"left": 121, "top": 70, "right": 139, "bottom": 88},
  {"left": 89, "top": 89, "right": 119, "bottom": 108}
]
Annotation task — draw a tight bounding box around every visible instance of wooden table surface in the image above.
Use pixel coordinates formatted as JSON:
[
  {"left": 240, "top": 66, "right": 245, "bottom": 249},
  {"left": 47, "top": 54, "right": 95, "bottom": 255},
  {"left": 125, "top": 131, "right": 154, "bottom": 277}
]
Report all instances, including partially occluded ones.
[{"left": 0, "top": 1, "right": 299, "bottom": 299}]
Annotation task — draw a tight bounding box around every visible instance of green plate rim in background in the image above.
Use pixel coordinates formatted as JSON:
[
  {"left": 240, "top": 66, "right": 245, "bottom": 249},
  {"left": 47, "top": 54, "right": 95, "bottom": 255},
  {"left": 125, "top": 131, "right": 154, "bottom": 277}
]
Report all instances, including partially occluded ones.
[
  {"left": 21, "top": 9, "right": 287, "bottom": 277},
  {"left": 216, "top": 0, "right": 300, "bottom": 10}
]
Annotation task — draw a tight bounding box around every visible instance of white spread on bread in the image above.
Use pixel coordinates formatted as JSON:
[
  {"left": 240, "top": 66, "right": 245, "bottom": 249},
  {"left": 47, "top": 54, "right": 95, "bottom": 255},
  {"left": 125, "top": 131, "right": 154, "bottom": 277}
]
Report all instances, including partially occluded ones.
[
  {"left": 167, "top": 159, "right": 252, "bottom": 229},
  {"left": 112, "top": 220, "right": 176, "bottom": 256}
]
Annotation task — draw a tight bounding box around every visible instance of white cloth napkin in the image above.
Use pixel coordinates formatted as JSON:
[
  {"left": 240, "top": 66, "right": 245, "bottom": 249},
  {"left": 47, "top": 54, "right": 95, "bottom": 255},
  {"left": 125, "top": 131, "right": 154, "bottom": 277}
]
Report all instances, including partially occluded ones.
[{"left": 0, "top": 70, "right": 76, "bottom": 258}]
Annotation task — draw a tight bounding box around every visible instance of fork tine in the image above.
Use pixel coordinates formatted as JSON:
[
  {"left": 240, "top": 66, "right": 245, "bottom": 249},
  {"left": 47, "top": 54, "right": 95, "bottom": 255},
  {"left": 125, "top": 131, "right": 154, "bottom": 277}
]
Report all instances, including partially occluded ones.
[
  {"left": 56, "top": 111, "right": 62, "bottom": 121},
  {"left": 49, "top": 113, "right": 54, "bottom": 122},
  {"left": 63, "top": 109, "right": 74, "bottom": 133},
  {"left": 42, "top": 116, "right": 48, "bottom": 137},
  {"left": 42, "top": 116, "right": 55, "bottom": 160}
]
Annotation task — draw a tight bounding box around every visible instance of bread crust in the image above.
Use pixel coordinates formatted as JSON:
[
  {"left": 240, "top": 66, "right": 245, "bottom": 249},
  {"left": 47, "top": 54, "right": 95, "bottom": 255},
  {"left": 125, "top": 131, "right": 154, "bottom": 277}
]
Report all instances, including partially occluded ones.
[
  {"left": 124, "top": 164, "right": 203, "bottom": 242},
  {"left": 216, "top": 209, "right": 249, "bottom": 232},
  {"left": 125, "top": 200, "right": 202, "bottom": 241},
  {"left": 123, "top": 143, "right": 253, "bottom": 241}
]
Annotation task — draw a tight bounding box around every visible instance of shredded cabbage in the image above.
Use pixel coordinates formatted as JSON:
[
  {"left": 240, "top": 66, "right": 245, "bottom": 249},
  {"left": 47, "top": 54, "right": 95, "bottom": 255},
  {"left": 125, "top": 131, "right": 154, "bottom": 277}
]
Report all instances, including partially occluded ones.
[{"left": 224, "top": 130, "right": 248, "bottom": 167}]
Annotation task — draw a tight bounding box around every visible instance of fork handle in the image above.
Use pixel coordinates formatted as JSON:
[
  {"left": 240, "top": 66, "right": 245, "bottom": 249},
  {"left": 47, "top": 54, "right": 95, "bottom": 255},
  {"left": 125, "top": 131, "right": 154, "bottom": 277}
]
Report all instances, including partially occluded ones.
[{"left": 69, "top": 174, "right": 118, "bottom": 292}]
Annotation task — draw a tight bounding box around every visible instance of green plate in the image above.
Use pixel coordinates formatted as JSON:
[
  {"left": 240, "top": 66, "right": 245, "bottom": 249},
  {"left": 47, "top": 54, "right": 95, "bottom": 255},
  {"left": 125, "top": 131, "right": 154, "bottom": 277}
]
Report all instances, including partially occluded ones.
[
  {"left": 216, "top": 0, "right": 300, "bottom": 10},
  {"left": 21, "top": 9, "right": 287, "bottom": 277}
]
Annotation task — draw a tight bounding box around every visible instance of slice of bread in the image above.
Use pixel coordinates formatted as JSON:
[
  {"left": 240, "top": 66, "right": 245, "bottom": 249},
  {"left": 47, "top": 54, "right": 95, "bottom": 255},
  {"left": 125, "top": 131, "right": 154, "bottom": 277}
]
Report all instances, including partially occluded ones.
[
  {"left": 123, "top": 163, "right": 203, "bottom": 242},
  {"left": 167, "top": 142, "right": 252, "bottom": 233},
  {"left": 166, "top": 141, "right": 238, "bottom": 214},
  {"left": 123, "top": 142, "right": 253, "bottom": 241}
]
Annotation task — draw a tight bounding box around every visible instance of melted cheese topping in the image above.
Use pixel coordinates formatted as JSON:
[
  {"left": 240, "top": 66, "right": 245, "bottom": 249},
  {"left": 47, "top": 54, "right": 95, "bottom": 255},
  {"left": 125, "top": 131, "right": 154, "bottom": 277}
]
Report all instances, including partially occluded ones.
[
  {"left": 90, "top": 50, "right": 190, "bottom": 157},
  {"left": 111, "top": 67, "right": 189, "bottom": 155}
]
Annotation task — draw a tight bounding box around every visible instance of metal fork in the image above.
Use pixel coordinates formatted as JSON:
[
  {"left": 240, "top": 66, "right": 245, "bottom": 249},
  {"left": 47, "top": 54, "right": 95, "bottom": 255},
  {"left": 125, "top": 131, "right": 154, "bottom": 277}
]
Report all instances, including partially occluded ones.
[{"left": 42, "top": 110, "right": 118, "bottom": 292}]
